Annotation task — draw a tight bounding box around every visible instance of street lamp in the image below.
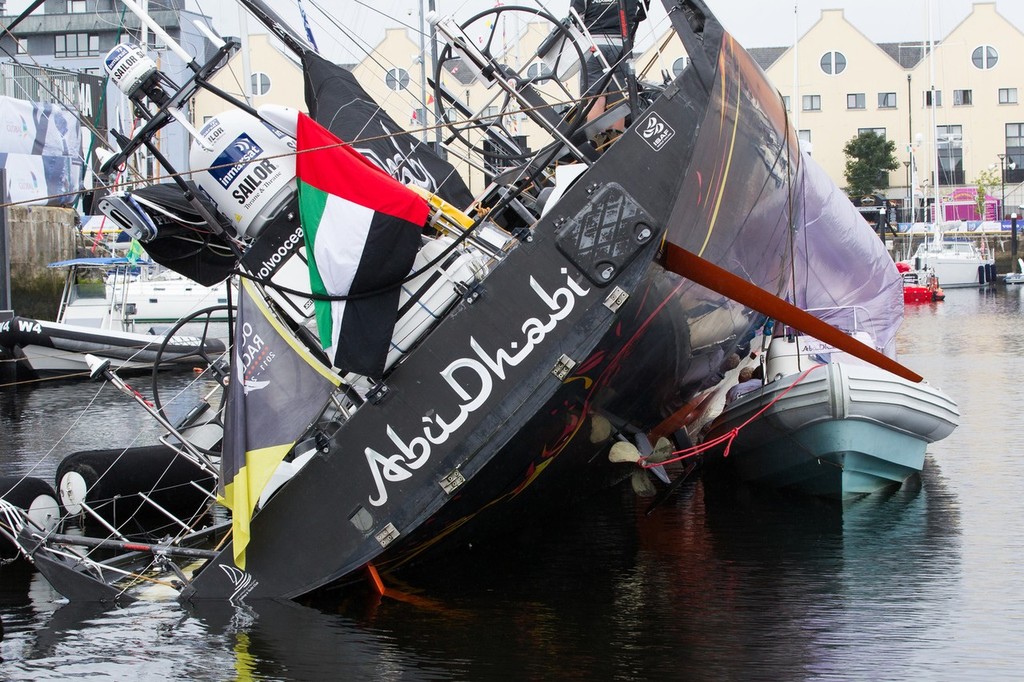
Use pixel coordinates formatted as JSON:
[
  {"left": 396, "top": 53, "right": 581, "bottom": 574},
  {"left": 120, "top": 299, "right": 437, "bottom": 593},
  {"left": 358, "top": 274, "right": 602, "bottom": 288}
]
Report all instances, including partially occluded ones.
[
  {"left": 903, "top": 160, "right": 911, "bottom": 223},
  {"left": 998, "top": 153, "right": 1017, "bottom": 222}
]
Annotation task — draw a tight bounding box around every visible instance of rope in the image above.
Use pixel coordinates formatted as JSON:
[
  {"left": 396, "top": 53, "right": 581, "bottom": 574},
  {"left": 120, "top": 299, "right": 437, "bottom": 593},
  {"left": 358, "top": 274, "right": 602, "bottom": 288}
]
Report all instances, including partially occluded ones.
[
  {"left": 640, "top": 363, "right": 825, "bottom": 468},
  {"left": 0, "top": 84, "right": 613, "bottom": 210}
]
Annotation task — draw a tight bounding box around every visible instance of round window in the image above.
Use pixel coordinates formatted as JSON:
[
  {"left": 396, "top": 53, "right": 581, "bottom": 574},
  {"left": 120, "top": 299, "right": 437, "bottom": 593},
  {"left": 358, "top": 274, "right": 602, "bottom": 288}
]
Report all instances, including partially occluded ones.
[
  {"left": 385, "top": 68, "right": 410, "bottom": 91},
  {"left": 972, "top": 45, "right": 998, "bottom": 69},
  {"left": 820, "top": 51, "right": 847, "bottom": 75},
  {"left": 250, "top": 72, "right": 271, "bottom": 96}
]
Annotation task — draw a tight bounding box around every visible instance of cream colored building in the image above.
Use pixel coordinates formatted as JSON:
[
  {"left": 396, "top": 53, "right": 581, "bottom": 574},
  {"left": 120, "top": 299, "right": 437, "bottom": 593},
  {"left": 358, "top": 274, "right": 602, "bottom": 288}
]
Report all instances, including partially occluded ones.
[
  {"left": 771, "top": 3, "right": 1024, "bottom": 216},
  {"left": 191, "top": 4, "right": 1024, "bottom": 213},
  {"left": 193, "top": 23, "right": 583, "bottom": 194},
  {"left": 644, "top": 2, "right": 1024, "bottom": 216},
  {"left": 192, "top": 33, "right": 307, "bottom": 123}
]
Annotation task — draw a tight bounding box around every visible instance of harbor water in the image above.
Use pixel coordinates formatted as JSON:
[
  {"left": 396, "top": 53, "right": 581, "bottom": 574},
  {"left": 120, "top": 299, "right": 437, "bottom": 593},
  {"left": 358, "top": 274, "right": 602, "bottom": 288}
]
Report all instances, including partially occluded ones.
[{"left": 1, "top": 284, "right": 1023, "bottom": 680}]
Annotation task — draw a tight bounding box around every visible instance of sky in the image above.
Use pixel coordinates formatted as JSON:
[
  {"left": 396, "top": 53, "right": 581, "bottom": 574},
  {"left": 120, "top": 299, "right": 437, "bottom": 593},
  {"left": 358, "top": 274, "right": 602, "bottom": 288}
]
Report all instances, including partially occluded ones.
[
  {"left": 176, "top": 0, "right": 1024, "bottom": 63},
  {"left": 6, "top": 0, "right": 1024, "bottom": 64}
]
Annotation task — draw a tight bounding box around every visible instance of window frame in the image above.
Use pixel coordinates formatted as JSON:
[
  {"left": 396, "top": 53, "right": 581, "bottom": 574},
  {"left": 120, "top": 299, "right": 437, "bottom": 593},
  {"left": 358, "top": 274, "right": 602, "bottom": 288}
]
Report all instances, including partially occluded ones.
[
  {"left": 936, "top": 124, "right": 964, "bottom": 185},
  {"left": 250, "top": 72, "right": 271, "bottom": 97},
  {"left": 385, "top": 68, "right": 410, "bottom": 92},
  {"left": 972, "top": 45, "right": 999, "bottom": 70},
  {"left": 526, "top": 62, "right": 553, "bottom": 80},
  {"left": 54, "top": 33, "right": 100, "bottom": 58},
  {"left": 1006, "top": 123, "right": 1024, "bottom": 182},
  {"left": 953, "top": 89, "right": 973, "bottom": 106},
  {"left": 819, "top": 51, "right": 847, "bottom": 76}
]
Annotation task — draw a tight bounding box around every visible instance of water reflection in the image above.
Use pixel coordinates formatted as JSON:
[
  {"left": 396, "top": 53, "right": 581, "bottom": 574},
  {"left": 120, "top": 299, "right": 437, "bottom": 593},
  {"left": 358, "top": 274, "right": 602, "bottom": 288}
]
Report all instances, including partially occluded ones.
[{"left": 4, "top": 287, "right": 1024, "bottom": 678}]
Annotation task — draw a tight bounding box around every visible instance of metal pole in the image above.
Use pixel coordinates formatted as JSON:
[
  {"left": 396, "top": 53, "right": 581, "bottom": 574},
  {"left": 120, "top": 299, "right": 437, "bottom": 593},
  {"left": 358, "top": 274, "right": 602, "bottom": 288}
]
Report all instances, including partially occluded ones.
[
  {"left": 999, "top": 154, "right": 1006, "bottom": 221},
  {"left": 0, "top": 168, "right": 10, "bottom": 312},
  {"left": 904, "top": 160, "right": 911, "bottom": 223},
  {"left": 1012, "top": 212, "right": 1018, "bottom": 259},
  {"left": 429, "top": 0, "right": 443, "bottom": 155},
  {"left": 418, "top": 0, "right": 428, "bottom": 143}
]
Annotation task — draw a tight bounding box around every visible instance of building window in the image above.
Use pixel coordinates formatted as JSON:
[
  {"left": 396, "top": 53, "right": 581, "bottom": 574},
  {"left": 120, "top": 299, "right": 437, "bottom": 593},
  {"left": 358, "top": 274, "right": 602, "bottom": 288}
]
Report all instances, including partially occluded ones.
[
  {"left": 802, "top": 94, "right": 821, "bottom": 112},
  {"left": 847, "top": 93, "right": 866, "bottom": 110},
  {"left": 782, "top": 95, "right": 790, "bottom": 111},
  {"left": 936, "top": 124, "right": 963, "bottom": 185},
  {"left": 15, "top": 40, "right": 27, "bottom": 55},
  {"left": 385, "top": 68, "right": 410, "bottom": 91},
  {"left": 54, "top": 33, "right": 99, "bottom": 58},
  {"left": 526, "top": 62, "right": 552, "bottom": 80},
  {"left": 250, "top": 72, "right": 271, "bottom": 96},
  {"left": 819, "top": 51, "right": 846, "bottom": 75},
  {"left": 671, "top": 57, "right": 688, "bottom": 77},
  {"left": 1000, "top": 88, "right": 1018, "bottom": 105},
  {"left": 878, "top": 92, "right": 896, "bottom": 109},
  {"left": 67, "top": 0, "right": 86, "bottom": 12},
  {"left": 858, "top": 127, "right": 886, "bottom": 139},
  {"left": 798, "top": 129, "right": 812, "bottom": 153},
  {"left": 972, "top": 45, "right": 998, "bottom": 70},
  {"left": 953, "top": 89, "right": 973, "bottom": 106},
  {"left": 1006, "top": 123, "right": 1024, "bottom": 182},
  {"left": 924, "top": 90, "right": 942, "bottom": 107}
]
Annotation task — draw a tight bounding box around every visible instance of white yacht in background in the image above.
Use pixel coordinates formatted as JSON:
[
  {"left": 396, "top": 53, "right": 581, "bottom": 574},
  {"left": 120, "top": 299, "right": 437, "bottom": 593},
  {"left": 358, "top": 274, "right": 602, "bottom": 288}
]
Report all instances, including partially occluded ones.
[
  {"left": 54, "top": 257, "right": 230, "bottom": 331},
  {"left": 0, "top": 257, "right": 228, "bottom": 380},
  {"left": 902, "top": 229, "right": 995, "bottom": 288}
]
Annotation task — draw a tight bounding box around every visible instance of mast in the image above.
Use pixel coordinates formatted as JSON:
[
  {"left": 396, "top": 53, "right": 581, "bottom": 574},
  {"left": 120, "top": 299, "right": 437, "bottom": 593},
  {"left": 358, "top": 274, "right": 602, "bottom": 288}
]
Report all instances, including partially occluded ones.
[
  {"left": 792, "top": 3, "right": 799, "bottom": 139},
  {"left": 928, "top": 0, "right": 940, "bottom": 226},
  {"left": 234, "top": 0, "right": 313, "bottom": 57}
]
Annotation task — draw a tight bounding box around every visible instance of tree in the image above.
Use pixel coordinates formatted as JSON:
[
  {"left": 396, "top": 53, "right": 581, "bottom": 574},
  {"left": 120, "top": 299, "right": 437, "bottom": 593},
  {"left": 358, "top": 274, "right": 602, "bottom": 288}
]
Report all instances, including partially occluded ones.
[
  {"left": 843, "top": 132, "right": 900, "bottom": 198},
  {"left": 973, "top": 166, "right": 999, "bottom": 219}
]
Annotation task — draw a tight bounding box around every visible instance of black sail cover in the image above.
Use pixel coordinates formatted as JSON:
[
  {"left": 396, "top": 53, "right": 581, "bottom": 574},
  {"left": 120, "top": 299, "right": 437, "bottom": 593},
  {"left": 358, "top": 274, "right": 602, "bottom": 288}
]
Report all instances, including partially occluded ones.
[
  {"left": 131, "top": 182, "right": 238, "bottom": 285},
  {"left": 302, "top": 51, "right": 475, "bottom": 210}
]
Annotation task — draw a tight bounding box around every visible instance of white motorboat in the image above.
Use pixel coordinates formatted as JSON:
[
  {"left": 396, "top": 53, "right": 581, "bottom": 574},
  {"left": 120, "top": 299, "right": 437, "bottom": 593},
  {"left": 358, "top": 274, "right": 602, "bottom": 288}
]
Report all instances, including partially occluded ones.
[
  {"left": 703, "top": 310, "right": 959, "bottom": 500},
  {"left": 1001, "top": 258, "right": 1024, "bottom": 285},
  {"left": 901, "top": 231, "right": 995, "bottom": 288},
  {"left": 0, "top": 257, "right": 228, "bottom": 381}
]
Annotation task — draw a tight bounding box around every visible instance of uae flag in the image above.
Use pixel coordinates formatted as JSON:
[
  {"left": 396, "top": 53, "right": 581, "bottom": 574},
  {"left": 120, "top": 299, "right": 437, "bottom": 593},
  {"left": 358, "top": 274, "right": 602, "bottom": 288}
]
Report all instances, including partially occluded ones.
[
  {"left": 296, "top": 112, "right": 429, "bottom": 378},
  {"left": 302, "top": 51, "right": 475, "bottom": 210}
]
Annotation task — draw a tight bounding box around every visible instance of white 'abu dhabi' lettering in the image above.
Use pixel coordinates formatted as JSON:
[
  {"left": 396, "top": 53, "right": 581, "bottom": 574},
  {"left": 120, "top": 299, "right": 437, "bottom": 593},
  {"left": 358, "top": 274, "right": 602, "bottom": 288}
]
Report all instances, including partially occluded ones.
[{"left": 364, "top": 272, "right": 590, "bottom": 507}]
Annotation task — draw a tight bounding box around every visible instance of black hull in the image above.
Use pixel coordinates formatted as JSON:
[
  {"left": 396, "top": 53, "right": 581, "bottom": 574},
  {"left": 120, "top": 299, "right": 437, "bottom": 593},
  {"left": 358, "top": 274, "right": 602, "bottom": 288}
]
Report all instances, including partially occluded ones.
[
  {"left": 183, "top": 5, "right": 796, "bottom": 600},
  {"left": 24, "top": 0, "right": 827, "bottom": 603}
]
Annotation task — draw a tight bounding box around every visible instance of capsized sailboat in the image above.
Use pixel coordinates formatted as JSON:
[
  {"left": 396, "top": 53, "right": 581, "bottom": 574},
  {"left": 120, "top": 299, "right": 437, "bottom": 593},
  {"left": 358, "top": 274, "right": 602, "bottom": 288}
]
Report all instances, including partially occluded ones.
[{"left": 8, "top": 0, "right": 934, "bottom": 603}]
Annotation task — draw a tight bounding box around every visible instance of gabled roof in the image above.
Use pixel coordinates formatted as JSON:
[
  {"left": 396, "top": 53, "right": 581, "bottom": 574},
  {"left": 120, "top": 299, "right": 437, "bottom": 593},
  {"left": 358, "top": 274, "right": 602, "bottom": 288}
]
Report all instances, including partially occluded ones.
[
  {"left": 744, "top": 39, "right": 935, "bottom": 72},
  {"left": 876, "top": 41, "right": 932, "bottom": 69},
  {"left": 747, "top": 46, "right": 787, "bottom": 71},
  {"left": 443, "top": 58, "right": 479, "bottom": 86}
]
